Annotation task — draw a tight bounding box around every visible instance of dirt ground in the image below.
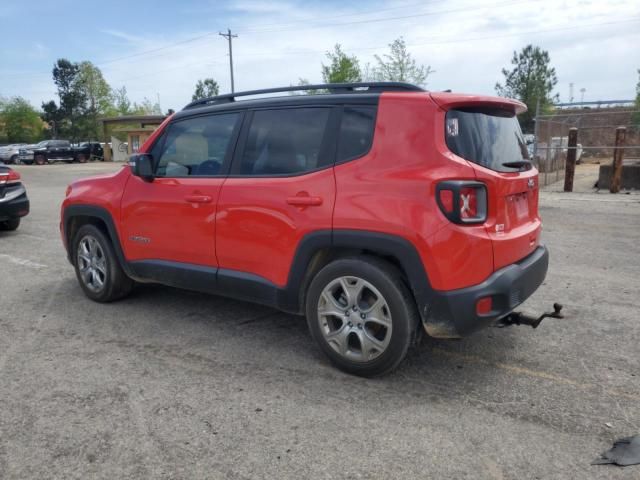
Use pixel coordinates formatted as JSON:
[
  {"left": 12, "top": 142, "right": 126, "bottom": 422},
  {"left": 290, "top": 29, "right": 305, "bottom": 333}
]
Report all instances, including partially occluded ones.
[{"left": 1, "top": 162, "right": 639, "bottom": 479}]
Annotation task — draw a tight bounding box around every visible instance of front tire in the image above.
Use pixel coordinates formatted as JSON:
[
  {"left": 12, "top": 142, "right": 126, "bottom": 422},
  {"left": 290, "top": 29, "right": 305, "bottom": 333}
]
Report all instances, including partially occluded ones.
[
  {"left": 10, "top": 155, "right": 19, "bottom": 165},
  {"left": 305, "top": 257, "right": 419, "bottom": 377},
  {"left": 73, "top": 224, "right": 134, "bottom": 302},
  {"left": 34, "top": 154, "right": 47, "bottom": 165},
  {"left": 0, "top": 218, "right": 20, "bottom": 231}
]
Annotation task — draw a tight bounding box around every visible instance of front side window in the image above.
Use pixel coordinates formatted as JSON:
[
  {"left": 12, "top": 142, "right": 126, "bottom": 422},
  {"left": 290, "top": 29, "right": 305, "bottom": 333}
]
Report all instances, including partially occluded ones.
[
  {"left": 156, "top": 113, "right": 239, "bottom": 177},
  {"left": 237, "top": 108, "right": 331, "bottom": 176}
]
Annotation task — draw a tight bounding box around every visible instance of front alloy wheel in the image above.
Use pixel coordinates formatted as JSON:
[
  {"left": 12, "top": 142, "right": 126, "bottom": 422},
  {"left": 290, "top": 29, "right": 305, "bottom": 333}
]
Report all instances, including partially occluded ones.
[
  {"left": 318, "top": 276, "right": 392, "bottom": 362},
  {"left": 72, "top": 224, "right": 134, "bottom": 302},
  {"left": 76, "top": 235, "right": 107, "bottom": 293}
]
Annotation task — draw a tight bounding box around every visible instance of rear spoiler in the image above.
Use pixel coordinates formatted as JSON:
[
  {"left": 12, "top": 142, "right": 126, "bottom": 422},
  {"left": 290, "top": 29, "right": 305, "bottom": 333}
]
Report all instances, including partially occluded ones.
[{"left": 429, "top": 92, "right": 527, "bottom": 115}]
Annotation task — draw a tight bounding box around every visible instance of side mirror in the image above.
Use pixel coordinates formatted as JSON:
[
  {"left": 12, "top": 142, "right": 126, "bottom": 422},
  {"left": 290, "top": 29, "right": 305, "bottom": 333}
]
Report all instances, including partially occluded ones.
[{"left": 129, "top": 153, "right": 154, "bottom": 182}]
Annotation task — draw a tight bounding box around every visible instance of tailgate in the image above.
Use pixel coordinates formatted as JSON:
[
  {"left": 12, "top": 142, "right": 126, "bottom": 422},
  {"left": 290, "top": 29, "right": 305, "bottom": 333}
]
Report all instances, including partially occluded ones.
[
  {"left": 473, "top": 167, "right": 541, "bottom": 269},
  {"left": 436, "top": 94, "right": 542, "bottom": 270}
]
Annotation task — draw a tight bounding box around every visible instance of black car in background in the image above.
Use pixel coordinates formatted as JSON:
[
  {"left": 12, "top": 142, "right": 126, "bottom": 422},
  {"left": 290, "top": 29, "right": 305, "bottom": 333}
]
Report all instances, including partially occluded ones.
[
  {"left": 19, "top": 140, "right": 74, "bottom": 165},
  {"left": 0, "top": 165, "right": 29, "bottom": 231},
  {"left": 74, "top": 142, "right": 104, "bottom": 162},
  {"left": 19, "top": 140, "right": 104, "bottom": 164},
  {"left": 32, "top": 140, "right": 75, "bottom": 165}
]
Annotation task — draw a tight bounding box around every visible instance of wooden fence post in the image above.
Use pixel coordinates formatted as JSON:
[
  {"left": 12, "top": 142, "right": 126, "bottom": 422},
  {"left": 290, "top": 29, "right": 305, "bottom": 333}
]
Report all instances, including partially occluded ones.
[
  {"left": 610, "top": 127, "right": 626, "bottom": 193},
  {"left": 563, "top": 128, "right": 578, "bottom": 192}
]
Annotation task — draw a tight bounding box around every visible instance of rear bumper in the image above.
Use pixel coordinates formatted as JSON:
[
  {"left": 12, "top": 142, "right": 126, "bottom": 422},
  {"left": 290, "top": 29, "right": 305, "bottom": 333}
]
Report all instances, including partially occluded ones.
[
  {"left": 423, "top": 245, "right": 549, "bottom": 338},
  {"left": 0, "top": 188, "right": 30, "bottom": 221}
]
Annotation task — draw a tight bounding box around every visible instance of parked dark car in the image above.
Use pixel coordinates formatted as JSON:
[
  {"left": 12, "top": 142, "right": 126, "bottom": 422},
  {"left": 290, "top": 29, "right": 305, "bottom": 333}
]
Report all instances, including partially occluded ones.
[
  {"left": 32, "top": 140, "right": 76, "bottom": 165},
  {"left": 74, "top": 142, "right": 104, "bottom": 162},
  {"left": 20, "top": 140, "right": 75, "bottom": 165},
  {"left": 0, "top": 165, "right": 29, "bottom": 231}
]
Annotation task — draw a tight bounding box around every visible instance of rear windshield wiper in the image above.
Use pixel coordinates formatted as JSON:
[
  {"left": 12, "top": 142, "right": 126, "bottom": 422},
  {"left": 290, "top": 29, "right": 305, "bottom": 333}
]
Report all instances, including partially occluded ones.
[{"left": 502, "top": 160, "right": 532, "bottom": 170}]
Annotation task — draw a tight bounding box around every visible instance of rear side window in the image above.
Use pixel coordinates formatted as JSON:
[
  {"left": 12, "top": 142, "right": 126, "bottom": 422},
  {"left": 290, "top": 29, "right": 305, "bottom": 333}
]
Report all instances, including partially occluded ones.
[
  {"left": 445, "top": 108, "right": 529, "bottom": 172},
  {"left": 337, "top": 106, "right": 376, "bottom": 162},
  {"left": 236, "top": 108, "right": 331, "bottom": 175},
  {"left": 155, "top": 113, "right": 239, "bottom": 177}
]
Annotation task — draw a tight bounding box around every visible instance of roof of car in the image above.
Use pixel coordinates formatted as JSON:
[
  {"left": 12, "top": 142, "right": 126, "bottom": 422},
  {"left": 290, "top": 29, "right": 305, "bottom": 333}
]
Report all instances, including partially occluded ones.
[{"left": 174, "top": 82, "right": 426, "bottom": 121}]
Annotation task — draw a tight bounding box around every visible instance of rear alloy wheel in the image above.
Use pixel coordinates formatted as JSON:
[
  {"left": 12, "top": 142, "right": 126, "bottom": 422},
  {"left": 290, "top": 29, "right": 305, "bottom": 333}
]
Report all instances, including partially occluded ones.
[
  {"left": 306, "top": 257, "right": 419, "bottom": 377},
  {"left": 34, "top": 154, "right": 47, "bottom": 165},
  {"left": 73, "top": 224, "right": 134, "bottom": 302},
  {"left": 0, "top": 218, "right": 20, "bottom": 231}
]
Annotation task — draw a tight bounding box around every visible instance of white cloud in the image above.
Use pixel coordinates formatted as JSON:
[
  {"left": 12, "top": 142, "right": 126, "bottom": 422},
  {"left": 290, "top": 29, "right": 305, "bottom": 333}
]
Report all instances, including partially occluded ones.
[{"left": 7, "top": 0, "right": 640, "bottom": 110}]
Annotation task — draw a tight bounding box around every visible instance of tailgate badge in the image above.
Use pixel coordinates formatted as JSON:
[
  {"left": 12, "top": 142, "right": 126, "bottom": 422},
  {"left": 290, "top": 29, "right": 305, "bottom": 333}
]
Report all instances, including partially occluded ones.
[{"left": 528, "top": 178, "right": 535, "bottom": 188}]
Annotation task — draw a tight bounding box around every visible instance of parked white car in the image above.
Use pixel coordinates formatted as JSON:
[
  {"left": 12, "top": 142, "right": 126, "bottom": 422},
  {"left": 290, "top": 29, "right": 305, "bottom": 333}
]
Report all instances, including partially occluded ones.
[
  {"left": 0, "top": 144, "right": 27, "bottom": 164},
  {"left": 18, "top": 141, "right": 48, "bottom": 164}
]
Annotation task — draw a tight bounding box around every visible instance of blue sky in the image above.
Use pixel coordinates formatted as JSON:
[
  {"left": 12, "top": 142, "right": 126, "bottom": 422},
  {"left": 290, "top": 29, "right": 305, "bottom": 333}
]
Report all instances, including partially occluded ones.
[{"left": 1, "top": 0, "right": 638, "bottom": 111}]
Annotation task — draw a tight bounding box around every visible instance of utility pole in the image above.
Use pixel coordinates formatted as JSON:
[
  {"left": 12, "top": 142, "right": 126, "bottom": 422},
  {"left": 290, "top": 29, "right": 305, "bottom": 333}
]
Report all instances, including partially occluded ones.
[
  {"left": 569, "top": 83, "right": 574, "bottom": 103},
  {"left": 219, "top": 28, "right": 238, "bottom": 93}
]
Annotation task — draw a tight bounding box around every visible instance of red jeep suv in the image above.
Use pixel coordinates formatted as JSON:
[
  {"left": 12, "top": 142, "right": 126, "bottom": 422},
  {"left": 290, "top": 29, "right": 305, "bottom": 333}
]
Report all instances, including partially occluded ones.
[{"left": 61, "top": 83, "right": 547, "bottom": 376}]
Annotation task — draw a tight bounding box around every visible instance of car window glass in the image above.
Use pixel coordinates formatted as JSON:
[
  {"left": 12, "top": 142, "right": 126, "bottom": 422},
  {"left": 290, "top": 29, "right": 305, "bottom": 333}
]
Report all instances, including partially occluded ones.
[
  {"left": 238, "top": 108, "right": 330, "bottom": 175},
  {"left": 337, "top": 106, "right": 376, "bottom": 162},
  {"left": 156, "top": 113, "right": 239, "bottom": 177}
]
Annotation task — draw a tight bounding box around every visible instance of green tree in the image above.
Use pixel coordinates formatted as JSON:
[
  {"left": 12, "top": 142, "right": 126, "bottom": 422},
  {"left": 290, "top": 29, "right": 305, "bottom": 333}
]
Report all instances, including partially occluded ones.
[
  {"left": 112, "top": 86, "right": 133, "bottom": 115},
  {"left": 41, "top": 100, "right": 62, "bottom": 138},
  {"left": 44, "top": 58, "right": 85, "bottom": 141},
  {"left": 192, "top": 78, "right": 220, "bottom": 101},
  {"left": 76, "top": 61, "right": 113, "bottom": 139},
  {"left": 0, "top": 97, "right": 44, "bottom": 143},
  {"left": 290, "top": 78, "right": 320, "bottom": 95},
  {"left": 495, "top": 44, "right": 558, "bottom": 132},
  {"left": 321, "top": 44, "right": 361, "bottom": 83},
  {"left": 372, "top": 37, "right": 433, "bottom": 86},
  {"left": 132, "top": 97, "right": 162, "bottom": 115}
]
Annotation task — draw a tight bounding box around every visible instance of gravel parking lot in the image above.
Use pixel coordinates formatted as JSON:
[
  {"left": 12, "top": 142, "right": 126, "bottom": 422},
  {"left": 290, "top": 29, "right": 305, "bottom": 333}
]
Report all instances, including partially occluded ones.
[{"left": 1, "top": 162, "right": 639, "bottom": 479}]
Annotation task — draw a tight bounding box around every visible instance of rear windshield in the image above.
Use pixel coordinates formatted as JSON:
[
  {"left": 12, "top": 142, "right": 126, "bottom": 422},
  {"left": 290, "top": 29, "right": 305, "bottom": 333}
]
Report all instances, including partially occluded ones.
[{"left": 445, "top": 107, "right": 529, "bottom": 172}]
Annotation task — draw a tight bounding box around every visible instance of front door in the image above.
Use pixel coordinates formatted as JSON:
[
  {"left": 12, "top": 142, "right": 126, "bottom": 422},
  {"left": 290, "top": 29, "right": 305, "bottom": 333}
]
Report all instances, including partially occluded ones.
[
  {"left": 120, "top": 112, "right": 242, "bottom": 267},
  {"left": 216, "top": 107, "right": 337, "bottom": 288}
]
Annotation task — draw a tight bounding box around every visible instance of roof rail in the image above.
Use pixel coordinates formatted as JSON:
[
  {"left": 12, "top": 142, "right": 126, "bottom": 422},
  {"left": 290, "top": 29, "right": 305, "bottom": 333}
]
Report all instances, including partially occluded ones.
[{"left": 183, "top": 82, "right": 425, "bottom": 110}]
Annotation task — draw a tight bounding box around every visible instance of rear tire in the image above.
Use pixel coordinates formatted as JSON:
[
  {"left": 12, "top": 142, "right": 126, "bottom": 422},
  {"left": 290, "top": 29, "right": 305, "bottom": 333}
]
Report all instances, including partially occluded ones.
[
  {"left": 305, "top": 257, "right": 419, "bottom": 377},
  {"left": 0, "top": 218, "right": 20, "bottom": 231},
  {"left": 72, "top": 224, "right": 134, "bottom": 302},
  {"left": 10, "top": 155, "right": 19, "bottom": 165}
]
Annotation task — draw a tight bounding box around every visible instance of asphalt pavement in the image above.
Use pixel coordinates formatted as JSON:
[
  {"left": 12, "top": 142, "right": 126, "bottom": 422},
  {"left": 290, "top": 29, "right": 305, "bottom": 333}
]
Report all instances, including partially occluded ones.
[{"left": 1, "top": 162, "right": 639, "bottom": 479}]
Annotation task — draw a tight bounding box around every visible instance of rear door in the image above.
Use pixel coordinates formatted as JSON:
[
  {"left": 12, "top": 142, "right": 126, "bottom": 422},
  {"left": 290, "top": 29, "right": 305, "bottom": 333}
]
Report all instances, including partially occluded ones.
[
  {"left": 120, "top": 112, "right": 242, "bottom": 267},
  {"left": 441, "top": 102, "right": 541, "bottom": 270},
  {"left": 215, "top": 106, "right": 338, "bottom": 287}
]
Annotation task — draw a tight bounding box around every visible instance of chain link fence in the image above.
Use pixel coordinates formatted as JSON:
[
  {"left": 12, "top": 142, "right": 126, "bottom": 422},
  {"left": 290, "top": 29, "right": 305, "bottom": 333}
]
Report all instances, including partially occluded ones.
[{"left": 531, "top": 104, "right": 640, "bottom": 187}]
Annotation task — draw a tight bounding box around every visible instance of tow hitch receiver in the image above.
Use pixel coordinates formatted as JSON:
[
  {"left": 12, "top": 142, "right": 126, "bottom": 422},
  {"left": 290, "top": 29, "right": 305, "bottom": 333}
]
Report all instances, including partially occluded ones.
[{"left": 497, "top": 303, "right": 564, "bottom": 329}]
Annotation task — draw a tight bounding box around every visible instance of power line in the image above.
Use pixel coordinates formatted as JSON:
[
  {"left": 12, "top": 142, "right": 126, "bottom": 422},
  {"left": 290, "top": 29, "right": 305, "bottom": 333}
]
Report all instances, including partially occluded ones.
[
  {"left": 228, "top": 0, "right": 448, "bottom": 31},
  {"left": 239, "top": 0, "right": 532, "bottom": 34},
  {"left": 228, "top": 17, "right": 640, "bottom": 59},
  {"left": 0, "top": 0, "right": 531, "bottom": 79}
]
